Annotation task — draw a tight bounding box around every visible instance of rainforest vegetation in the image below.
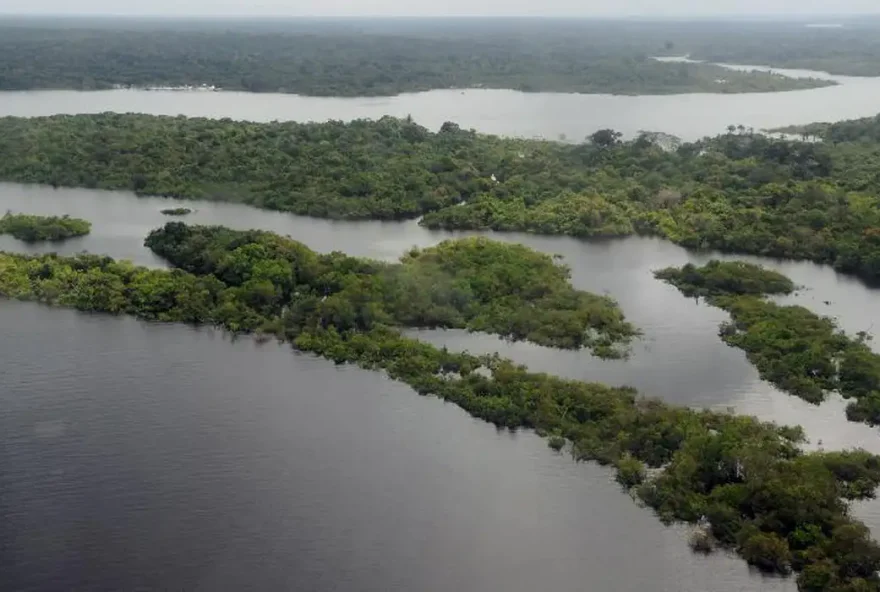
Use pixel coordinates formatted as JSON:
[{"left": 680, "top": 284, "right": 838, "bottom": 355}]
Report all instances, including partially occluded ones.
[
  {"left": 0, "top": 114, "right": 482, "bottom": 219},
  {"left": 657, "top": 261, "right": 880, "bottom": 426},
  {"left": 772, "top": 114, "right": 880, "bottom": 144},
  {"left": 0, "top": 225, "right": 879, "bottom": 590},
  {"left": 654, "top": 260, "right": 797, "bottom": 298},
  {"left": 0, "top": 212, "right": 91, "bottom": 242},
  {"left": 6, "top": 113, "right": 880, "bottom": 283},
  {"left": 0, "top": 23, "right": 831, "bottom": 96},
  {"left": 145, "top": 222, "right": 636, "bottom": 355}
]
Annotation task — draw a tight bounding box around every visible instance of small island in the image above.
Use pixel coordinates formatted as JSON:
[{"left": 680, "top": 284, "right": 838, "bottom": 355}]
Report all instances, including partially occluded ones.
[
  {"left": 0, "top": 212, "right": 91, "bottom": 242},
  {"left": 160, "top": 207, "right": 193, "bottom": 216},
  {"left": 656, "top": 260, "right": 880, "bottom": 425},
  {"left": 144, "top": 223, "right": 639, "bottom": 357},
  {"left": 654, "top": 260, "right": 796, "bottom": 299}
]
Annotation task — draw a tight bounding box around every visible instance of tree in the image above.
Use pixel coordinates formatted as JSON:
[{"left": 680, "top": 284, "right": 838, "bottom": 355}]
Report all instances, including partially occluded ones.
[
  {"left": 740, "top": 531, "right": 792, "bottom": 574},
  {"left": 589, "top": 128, "right": 623, "bottom": 148}
]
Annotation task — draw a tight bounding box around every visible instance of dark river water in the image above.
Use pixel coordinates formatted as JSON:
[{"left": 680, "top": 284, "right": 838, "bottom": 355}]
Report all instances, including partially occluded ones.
[
  {"left": 1, "top": 303, "right": 791, "bottom": 592},
  {"left": 4, "top": 182, "right": 880, "bottom": 591}
]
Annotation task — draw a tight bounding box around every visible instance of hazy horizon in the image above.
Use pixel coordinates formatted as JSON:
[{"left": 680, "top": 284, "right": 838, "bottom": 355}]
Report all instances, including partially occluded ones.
[{"left": 2, "top": 0, "right": 879, "bottom": 18}]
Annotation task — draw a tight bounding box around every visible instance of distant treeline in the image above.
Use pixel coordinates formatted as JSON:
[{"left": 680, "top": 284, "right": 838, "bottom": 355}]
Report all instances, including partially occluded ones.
[
  {"left": 0, "top": 25, "right": 830, "bottom": 95},
  {"left": 677, "top": 25, "right": 880, "bottom": 77}
]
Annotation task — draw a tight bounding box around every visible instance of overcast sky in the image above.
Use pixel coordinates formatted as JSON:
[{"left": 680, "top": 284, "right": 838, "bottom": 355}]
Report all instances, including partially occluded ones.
[{"left": 2, "top": 0, "right": 879, "bottom": 17}]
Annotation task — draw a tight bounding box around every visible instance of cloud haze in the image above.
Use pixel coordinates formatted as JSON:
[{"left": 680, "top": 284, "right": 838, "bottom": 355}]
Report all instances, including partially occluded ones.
[{"left": 2, "top": 0, "right": 880, "bottom": 17}]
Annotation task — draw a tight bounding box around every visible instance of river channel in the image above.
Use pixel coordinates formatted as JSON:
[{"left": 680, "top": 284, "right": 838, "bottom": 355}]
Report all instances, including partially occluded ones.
[{"left": 0, "top": 61, "right": 878, "bottom": 141}]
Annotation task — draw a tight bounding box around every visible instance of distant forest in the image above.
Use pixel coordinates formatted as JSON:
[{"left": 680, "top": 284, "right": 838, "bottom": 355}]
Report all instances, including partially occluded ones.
[{"left": 0, "top": 19, "right": 837, "bottom": 95}]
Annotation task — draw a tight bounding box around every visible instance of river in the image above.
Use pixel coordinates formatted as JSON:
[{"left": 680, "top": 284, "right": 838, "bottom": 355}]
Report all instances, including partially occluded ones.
[
  {"left": 0, "top": 62, "right": 879, "bottom": 141},
  {"left": 4, "top": 182, "right": 880, "bottom": 591},
  {"left": 0, "top": 302, "right": 795, "bottom": 592},
  {"left": 3, "top": 70, "right": 880, "bottom": 591}
]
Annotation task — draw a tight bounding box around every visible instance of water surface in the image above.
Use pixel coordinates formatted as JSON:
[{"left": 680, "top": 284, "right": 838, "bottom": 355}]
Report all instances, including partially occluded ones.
[
  {"left": 1, "top": 62, "right": 879, "bottom": 140},
  {"left": 3, "top": 182, "right": 879, "bottom": 454},
  {"left": 0, "top": 302, "right": 796, "bottom": 592}
]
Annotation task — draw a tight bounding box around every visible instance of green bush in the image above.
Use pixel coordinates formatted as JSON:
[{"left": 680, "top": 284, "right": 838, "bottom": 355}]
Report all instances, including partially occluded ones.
[
  {"left": 740, "top": 532, "right": 792, "bottom": 574},
  {"left": 0, "top": 212, "right": 91, "bottom": 242},
  {"left": 615, "top": 455, "right": 646, "bottom": 489}
]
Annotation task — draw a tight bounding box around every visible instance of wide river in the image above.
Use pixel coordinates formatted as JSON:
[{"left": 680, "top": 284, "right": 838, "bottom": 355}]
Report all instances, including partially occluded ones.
[
  {"left": 0, "top": 62, "right": 879, "bottom": 141},
  {"left": 4, "top": 72, "right": 880, "bottom": 592},
  {"left": 4, "top": 182, "right": 880, "bottom": 592}
]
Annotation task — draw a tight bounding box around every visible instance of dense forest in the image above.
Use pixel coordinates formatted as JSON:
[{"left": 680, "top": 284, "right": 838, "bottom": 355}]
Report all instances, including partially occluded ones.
[
  {"left": 0, "top": 24, "right": 831, "bottom": 96},
  {"left": 0, "top": 114, "right": 487, "bottom": 219},
  {"left": 0, "top": 225, "right": 879, "bottom": 589},
  {"left": 654, "top": 260, "right": 796, "bottom": 298},
  {"left": 8, "top": 113, "right": 880, "bottom": 282},
  {"left": 145, "top": 223, "right": 637, "bottom": 355},
  {"left": 0, "top": 212, "right": 91, "bottom": 242},
  {"left": 422, "top": 123, "right": 880, "bottom": 284},
  {"left": 657, "top": 261, "right": 880, "bottom": 426},
  {"left": 773, "top": 114, "right": 880, "bottom": 144}
]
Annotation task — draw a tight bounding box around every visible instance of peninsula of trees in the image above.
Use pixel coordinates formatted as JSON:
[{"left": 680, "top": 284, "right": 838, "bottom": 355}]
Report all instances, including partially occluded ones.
[
  {"left": 160, "top": 207, "right": 192, "bottom": 216},
  {"left": 0, "top": 223, "right": 878, "bottom": 590},
  {"left": 0, "top": 212, "right": 91, "bottom": 242},
  {"left": 0, "top": 23, "right": 831, "bottom": 96},
  {"left": 6, "top": 113, "right": 880, "bottom": 283},
  {"left": 657, "top": 261, "right": 880, "bottom": 426}
]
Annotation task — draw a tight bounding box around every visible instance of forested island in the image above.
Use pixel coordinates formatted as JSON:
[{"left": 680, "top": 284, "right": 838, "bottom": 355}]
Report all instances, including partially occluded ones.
[
  {"left": 6, "top": 113, "right": 880, "bottom": 283},
  {"left": 113, "top": 223, "right": 636, "bottom": 355},
  {"left": 657, "top": 261, "right": 880, "bottom": 426},
  {"left": 0, "top": 22, "right": 832, "bottom": 96},
  {"left": 0, "top": 212, "right": 91, "bottom": 242},
  {"left": 160, "top": 207, "right": 192, "bottom": 216},
  {"left": 0, "top": 222, "right": 878, "bottom": 589},
  {"left": 654, "top": 260, "right": 796, "bottom": 298}
]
